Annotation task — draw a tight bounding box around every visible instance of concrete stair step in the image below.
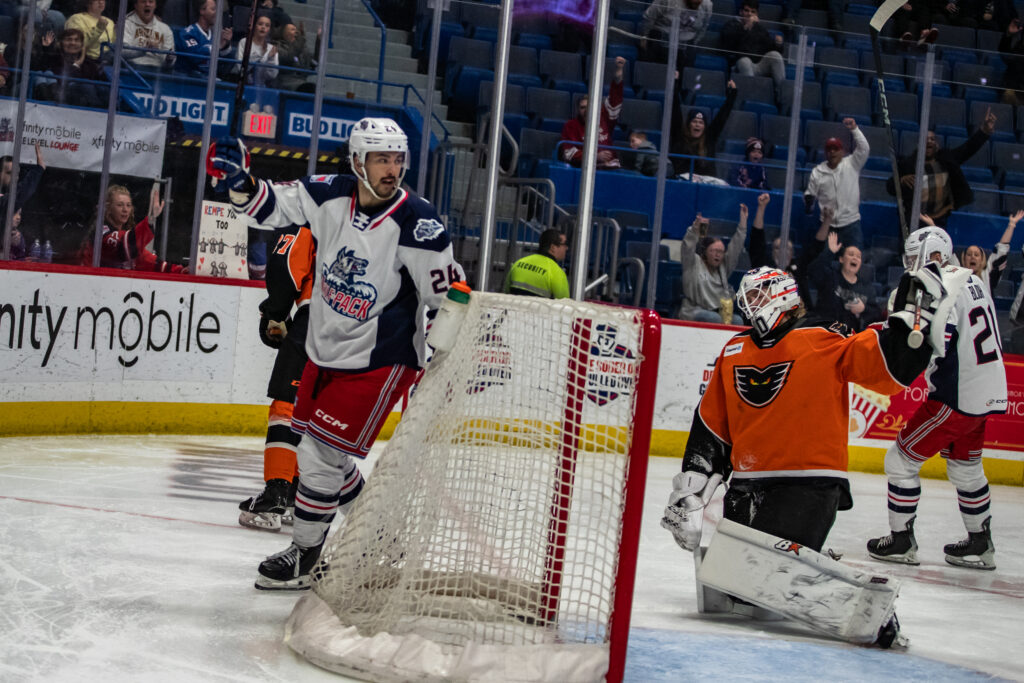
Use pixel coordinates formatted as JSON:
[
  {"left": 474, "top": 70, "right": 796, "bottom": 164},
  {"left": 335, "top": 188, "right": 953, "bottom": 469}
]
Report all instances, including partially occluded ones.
[{"left": 327, "top": 50, "right": 418, "bottom": 73}]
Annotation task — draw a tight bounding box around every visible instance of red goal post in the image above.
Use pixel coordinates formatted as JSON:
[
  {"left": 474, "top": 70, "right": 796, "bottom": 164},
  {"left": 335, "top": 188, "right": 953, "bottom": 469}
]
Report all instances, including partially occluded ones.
[{"left": 285, "top": 293, "right": 662, "bottom": 682}]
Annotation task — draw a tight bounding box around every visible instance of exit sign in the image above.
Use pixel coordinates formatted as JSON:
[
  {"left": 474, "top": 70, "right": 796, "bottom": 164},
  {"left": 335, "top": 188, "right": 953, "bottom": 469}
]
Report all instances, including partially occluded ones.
[{"left": 243, "top": 110, "right": 277, "bottom": 139}]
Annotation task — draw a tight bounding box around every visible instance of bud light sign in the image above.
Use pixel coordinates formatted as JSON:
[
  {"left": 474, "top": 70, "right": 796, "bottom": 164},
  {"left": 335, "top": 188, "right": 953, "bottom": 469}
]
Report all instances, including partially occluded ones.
[{"left": 286, "top": 113, "right": 359, "bottom": 144}]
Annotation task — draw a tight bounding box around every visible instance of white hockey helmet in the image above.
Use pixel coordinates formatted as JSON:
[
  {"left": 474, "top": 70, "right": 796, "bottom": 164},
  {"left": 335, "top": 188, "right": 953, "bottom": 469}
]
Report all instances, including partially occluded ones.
[
  {"left": 736, "top": 266, "right": 801, "bottom": 337},
  {"left": 349, "top": 117, "right": 408, "bottom": 199},
  {"left": 903, "top": 226, "right": 953, "bottom": 269}
]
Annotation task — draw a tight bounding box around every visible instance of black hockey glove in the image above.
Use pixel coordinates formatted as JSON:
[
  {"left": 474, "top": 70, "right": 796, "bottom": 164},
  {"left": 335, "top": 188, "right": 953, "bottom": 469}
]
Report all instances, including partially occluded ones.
[{"left": 258, "top": 299, "right": 289, "bottom": 349}]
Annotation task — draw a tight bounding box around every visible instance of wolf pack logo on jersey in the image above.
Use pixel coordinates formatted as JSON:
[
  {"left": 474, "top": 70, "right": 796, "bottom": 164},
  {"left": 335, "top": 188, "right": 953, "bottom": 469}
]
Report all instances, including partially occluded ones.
[
  {"left": 586, "top": 324, "right": 637, "bottom": 406},
  {"left": 774, "top": 540, "right": 803, "bottom": 556},
  {"left": 320, "top": 247, "right": 377, "bottom": 320},
  {"left": 733, "top": 361, "right": 793, "bottom": 408},
  {"left": 467, "top": 309, "right": 512, "bottom": 394},
  {"left": 414, "top": 218, "right": 445, "bottom": 242}
]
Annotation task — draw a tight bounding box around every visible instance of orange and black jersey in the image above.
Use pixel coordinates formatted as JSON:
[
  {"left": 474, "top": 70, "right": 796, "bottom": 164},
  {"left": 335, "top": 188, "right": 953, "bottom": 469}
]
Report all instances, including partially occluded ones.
[
  {"left": 261, "top": 224, "right": 315, "bottom": 345},
  {"left": 682, "top": 314, "right": 931, "bottom": 485}
]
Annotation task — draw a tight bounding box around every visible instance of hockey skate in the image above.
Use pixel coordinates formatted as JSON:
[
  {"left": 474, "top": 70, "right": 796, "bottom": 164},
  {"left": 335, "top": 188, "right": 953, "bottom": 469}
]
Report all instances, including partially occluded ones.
[
  {"left": 238, "top": 478, "right": 291, "bottom": 532},
  {"left": 280, "top": 478, "right": 298, "bottom": 527},
  {"left": 255, "top": 541, "right": 323, "bottom": 590},
  {"left": 866, "top": 517, "right": 920, "bottom": 565},
  {"left": 944, "top": 517, "right": 996, "bottom": 570}
]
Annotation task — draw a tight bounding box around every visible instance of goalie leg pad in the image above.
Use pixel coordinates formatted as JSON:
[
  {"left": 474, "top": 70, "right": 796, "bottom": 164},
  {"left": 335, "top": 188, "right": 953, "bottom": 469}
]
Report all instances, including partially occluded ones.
[{"left": 696, "top": 519, "right": 901, "bottom": 644}]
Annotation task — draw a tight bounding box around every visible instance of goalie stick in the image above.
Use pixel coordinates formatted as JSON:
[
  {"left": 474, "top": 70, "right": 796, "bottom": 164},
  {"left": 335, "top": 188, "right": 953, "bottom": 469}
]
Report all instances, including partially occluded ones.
[{"left": 869, "top": 0, "right": 911, "bottom": 241}]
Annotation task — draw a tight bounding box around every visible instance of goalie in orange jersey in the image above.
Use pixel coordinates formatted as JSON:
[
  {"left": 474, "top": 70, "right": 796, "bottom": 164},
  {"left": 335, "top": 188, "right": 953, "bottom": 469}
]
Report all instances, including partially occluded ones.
[
  {"left": 661, "top": 264, "right": 949, "bottom": 648},
  {"left": 237, "top": 223, "right": 315, "bottom": 532},
  {"left": 662, "top": 265, "right": 941, "bottom": 554}
]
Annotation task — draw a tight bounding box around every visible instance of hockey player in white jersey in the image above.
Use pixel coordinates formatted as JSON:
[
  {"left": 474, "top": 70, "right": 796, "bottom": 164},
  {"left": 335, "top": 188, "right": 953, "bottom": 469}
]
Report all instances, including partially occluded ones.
[
  {"left": 209, "top": 117, "right": 465, "bottom": 589},
  {"left": 867, "top": 226, "right": 1008, "bottom": 570}
]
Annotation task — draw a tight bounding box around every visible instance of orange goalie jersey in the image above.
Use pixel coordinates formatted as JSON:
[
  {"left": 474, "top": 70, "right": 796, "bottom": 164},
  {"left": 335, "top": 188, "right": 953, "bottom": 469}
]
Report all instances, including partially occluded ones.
[{"left": 693, "top": 317, "right": 923, "bottom": 481}]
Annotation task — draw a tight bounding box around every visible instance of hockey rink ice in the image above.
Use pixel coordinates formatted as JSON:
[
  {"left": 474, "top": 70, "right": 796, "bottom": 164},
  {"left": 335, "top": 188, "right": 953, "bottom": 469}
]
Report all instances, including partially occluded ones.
[{"left": 1, "top": 434, "right": 1021, "bottom": 682}]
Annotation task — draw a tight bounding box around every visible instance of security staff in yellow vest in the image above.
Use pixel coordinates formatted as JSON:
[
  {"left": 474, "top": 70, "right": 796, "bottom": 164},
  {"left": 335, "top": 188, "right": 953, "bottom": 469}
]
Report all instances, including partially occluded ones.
[{"left": 503, "top": 229, "right": 570, "bottom": 298}]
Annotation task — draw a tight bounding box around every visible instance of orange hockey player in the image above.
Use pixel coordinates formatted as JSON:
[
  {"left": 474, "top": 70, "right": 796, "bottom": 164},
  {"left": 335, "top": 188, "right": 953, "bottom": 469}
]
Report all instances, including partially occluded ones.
[
  {"left": 661, "top": 264, "right": 947, "bottom": 648},
  {"left": 238, "top": 223, "right": 315, "bottom": 531}
]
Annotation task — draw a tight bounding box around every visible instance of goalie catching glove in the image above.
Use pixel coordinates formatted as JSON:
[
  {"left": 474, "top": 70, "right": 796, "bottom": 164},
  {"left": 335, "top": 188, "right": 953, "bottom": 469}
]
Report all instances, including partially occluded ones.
[
  {"left": 661, "top": 472, "right": 721, "bottom": 551},
  {"left": 206, "top": 136, "right": 256, "bottom": 204}
]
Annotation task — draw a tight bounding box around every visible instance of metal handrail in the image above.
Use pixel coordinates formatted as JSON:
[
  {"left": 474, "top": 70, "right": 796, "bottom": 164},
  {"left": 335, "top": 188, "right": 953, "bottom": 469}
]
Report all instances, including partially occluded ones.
[
  {"left": 617, "top": 257, "right": 646, "bottom": 307},
  {"left": 358, "top": 0, "right": 386, "bottom": 103}
]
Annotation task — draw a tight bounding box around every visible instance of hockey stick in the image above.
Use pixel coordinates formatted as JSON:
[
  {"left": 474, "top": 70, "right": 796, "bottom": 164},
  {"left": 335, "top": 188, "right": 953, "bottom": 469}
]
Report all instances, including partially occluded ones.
[
  {"left": 869, "top": 0, "right": 911, "bottom": 241},
  {"left": 908, "top": 288, "right": 924, "bottom": 348},
  {"left": 232, "top": 0, "right": 262, "bottom": 136}
]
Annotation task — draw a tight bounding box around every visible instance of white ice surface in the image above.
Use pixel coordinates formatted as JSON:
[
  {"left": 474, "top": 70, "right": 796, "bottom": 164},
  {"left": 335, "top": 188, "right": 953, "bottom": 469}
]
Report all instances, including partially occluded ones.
[{"left": 1, "top": 435, "right": 1021, "bottom": 682}]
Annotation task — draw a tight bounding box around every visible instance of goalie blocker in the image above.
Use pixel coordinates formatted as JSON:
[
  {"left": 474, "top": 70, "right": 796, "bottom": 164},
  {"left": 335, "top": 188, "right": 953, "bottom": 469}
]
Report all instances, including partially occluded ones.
[{"left": 696, "top": 519, "right": 905, "bottom": 648}]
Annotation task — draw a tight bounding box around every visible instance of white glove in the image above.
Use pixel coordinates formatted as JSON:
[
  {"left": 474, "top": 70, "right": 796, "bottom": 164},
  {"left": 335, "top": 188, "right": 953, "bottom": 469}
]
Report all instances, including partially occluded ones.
[
  {"left": 667, "top": 471, "right": 709, "bottom": 508},
  {"left": 661, "top": 471, "right": 711, "bottom": 551}
]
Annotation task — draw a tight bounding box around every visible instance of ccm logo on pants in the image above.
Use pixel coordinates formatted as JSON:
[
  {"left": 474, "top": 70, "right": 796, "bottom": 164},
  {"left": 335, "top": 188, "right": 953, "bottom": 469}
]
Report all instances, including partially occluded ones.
[{"left": 315, "top": 409, "right": 348, "bottom": 430}]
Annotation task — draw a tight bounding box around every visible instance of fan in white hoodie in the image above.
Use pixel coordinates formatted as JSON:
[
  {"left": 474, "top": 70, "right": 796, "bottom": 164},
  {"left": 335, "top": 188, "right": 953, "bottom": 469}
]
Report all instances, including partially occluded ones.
[
  {"left": 803, "top": 117, "right": 869, "bottom": 249},
  {"left": 123, "top": 0, "right": 175, "bottom": 70}
]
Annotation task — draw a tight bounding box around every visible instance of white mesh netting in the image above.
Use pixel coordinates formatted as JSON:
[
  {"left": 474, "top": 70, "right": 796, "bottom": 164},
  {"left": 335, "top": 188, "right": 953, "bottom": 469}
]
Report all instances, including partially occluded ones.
[{"left": 286, "top": 293, "right": 649, "bottom": 682}]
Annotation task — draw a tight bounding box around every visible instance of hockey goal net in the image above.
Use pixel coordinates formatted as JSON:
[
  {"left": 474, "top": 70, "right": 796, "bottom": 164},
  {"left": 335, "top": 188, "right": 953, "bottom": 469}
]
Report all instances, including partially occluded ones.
[{"left": 285, "top": 292, "right": 661, "bottom": 682}]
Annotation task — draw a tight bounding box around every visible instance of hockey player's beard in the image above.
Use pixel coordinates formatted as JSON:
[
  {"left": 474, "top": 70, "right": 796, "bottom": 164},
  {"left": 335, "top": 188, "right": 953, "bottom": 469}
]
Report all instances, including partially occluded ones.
[{"left": 372, "top": 175, "right": 398, "bottom": 200}]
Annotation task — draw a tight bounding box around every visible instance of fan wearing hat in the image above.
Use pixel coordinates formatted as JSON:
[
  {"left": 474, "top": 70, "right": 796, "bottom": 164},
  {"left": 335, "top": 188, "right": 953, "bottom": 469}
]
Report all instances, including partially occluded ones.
[
  {"left": 670, "top": 76, "right": 737, "bottom": 183},
  {"left": 803, "top": 117, "right": 869, "bottom": 249},
  {"left": 727, "top": 136, "right": 770, "bottom": 190}
]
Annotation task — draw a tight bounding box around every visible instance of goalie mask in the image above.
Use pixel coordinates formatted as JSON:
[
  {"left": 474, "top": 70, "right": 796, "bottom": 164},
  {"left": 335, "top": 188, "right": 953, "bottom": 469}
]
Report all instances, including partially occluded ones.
[
  {"left": 349, "top": 117, "right": 408, "bottom": 200},
  {"left": 903, "top": 226, "right": 953, "bottom": 269},
  {"left": 736, "top": 266, "right": 801, "bottom": 338}
]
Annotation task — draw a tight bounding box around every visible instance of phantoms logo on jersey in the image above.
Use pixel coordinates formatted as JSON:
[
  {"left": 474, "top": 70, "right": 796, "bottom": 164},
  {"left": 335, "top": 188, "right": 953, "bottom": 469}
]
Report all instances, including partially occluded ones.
[
  {"left": 586, "top": 324, "right": 637, "bottom": 406},
  {"left": 734, "top": 361, "right": 793, "bottom": 407},
  {"left": 320, "top": 247, "right": 377, "bottom": 320}
]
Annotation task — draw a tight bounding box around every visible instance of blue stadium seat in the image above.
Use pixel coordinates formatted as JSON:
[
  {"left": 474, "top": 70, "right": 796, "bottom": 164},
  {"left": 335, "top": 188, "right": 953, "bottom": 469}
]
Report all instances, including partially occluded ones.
[
  {"left": 970, "top": 101, "right": 1015, "bottom": 142},
  {"left": 880, "top": 90, "right": 919, "bottom": 132},
  {"left": 518, "top": 128, "right": 563, "bottom": 176},
  {"left": 778, "top": 80, "right": 823, "bottom": 119},
  {"left": 965, "top": 183, "right": 1001, "bottom": 214},
  {"left": 732, "top": 74, "right": 776, "bottom": 111},
  {"left": 992, "top": 143, "right": 1024, "bottom": 187},
  {"left": 825, "top": 84, "right": 872, "bottom": 125},
  {"left": 682, "top": 67, "right": 727, "bottom": 104},
  {"left": 609, "top": 209, "right": 651, "bottom": 229},
  {"left": 479, "top": 82, "right": 529, "bottom": 140},
  {"left": 632, "top": 60, "right": 672, "bottom": 101},
  {"left": 460, "top": 1, "right": 499, "bottom": 37},
  {"left": 655, "top": 260, "right": 683, "bottom": 317},
  {"left": 694, "top": 52, "right": 729, "bottom": 71},
  {"left": 507, "top": 45, "right": 544, "bottom": 90},
  {"left": 516, "top": 31, "right": 552, "bottom": 51},
  {"left": 445, "top": 37, "right": 495, "bottom": 114},
  {"left": 720, "top": 109, "right": 759, "bottom": 144},
  {"left": 525, "top": 87, "right": 572, "bottom": 129},
  {"left": 539, "top": 50, "right": 587, "bottom": 95},
  {"left": 955, "top": 63, "right": 998, "bottom": 103},
  {"left": 620, "top": 98, "right": 663, "bottom": 134},
  {"left": 929, "top": 97, "right": 967, "bottom": 138},
  {"left": 945, "top": 134, "right": 992, "bottom": 169},
  {"left": 1003, "top": 187, "right": 1024, "bottom": 214}
]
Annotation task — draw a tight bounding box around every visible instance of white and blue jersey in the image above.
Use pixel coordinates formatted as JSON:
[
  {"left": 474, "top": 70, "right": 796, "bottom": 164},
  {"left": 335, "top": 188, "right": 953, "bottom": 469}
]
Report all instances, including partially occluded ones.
[
  {"left": 238, "top": 174, "right": 464, "bottom": 372},
  {"left": 175, "top": 23, "right": 232, "bottom": 76},
  {"left": 926, "top": 267, "right": 1008, "bottom": 417}
]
